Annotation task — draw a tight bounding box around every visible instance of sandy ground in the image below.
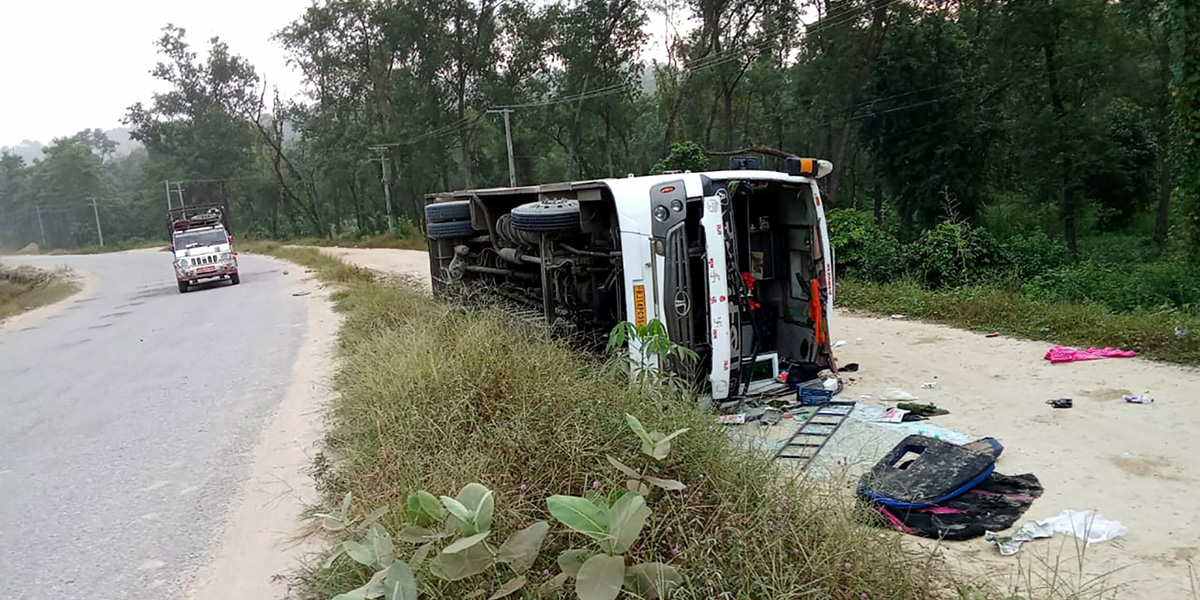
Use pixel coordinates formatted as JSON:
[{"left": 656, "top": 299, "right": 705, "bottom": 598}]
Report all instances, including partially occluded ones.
[
  {"left": 185, "top": 261, "right": 341, "bottom": 599},
  {"left": 319, "top": 247, "right": 432, "bottom": 282},
  {"left": 320, "top": 246, "right": 1200, "bottom": 599},
  {"left": 833, "top": 316, "right": 1200, "bottom": 599}
]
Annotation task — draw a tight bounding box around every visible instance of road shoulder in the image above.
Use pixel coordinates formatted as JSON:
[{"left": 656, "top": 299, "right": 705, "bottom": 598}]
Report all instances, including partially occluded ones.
[
  {"left": 186, "top": 259, "right": 340, "bottom": 599},
  {"left": 0, "top": 263, "right": 93, "bottom": 334}
]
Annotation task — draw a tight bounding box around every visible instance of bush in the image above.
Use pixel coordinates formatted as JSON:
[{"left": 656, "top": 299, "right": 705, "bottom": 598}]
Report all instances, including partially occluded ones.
[
  {"left": 906, "top": 220, "right": 1008, "bottom": 288},
  {"left": 1024, "top": 260, "right": 1200, "bottom": 312},
  {"left": 858, "top": 234, "right": 907, "bottom": 283},
  {"left": 1001, "top": 231, "right": 1068, "bottom": 280},
  {"left": 827, "top": 208, "right": 905, "bottom": 282}
]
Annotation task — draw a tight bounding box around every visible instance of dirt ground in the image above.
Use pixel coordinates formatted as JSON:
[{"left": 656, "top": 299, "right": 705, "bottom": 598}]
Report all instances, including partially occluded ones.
[{"left": 321, "top": 246, "right": 1200, "bottom": 599}]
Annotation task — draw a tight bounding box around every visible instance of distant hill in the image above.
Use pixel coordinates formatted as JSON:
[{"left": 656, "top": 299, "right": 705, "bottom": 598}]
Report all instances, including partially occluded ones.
[{"left": 1, "top": 127, "right": 142, "bottom": 163}]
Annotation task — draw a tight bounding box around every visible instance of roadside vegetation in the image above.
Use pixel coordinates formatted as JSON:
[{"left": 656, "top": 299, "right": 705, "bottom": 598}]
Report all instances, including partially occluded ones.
[
  {"left": 0, "top": 262, "right": 78, "bottom": 322},
  {"left": 278, "top": 226, "right": 428, "bottom": 252},
  {"left": 250, "top": 246, "right": 937, "bottom": 600},
  {"left": 829, "top": 207, "right": 1200, "bottom": 366},
  {"left": 45, "top": 237, "right": 167, "bottom": 255}
]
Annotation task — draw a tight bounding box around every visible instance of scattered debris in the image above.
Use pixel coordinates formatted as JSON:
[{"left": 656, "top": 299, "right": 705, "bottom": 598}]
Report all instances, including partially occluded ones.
[
  {"left": 1176, "top": 327, "right": 1190, "bottom": 339},
  {"left": 282, "top": 270, "right": 290, "bottom": 275},
  {"left": 1046, "top": 398, "right": 1073, "bottom": 409},
  {"left": 985, "top": 521, "right": 1054, "bottom": 555},
  {"left": 987, "top": 510, "right": 1127, "bottom": 555},
  {"left": 1040, "top": 510, "right": 1127, "bottom": 543},
  {"left": 859, "top": 394, "right": 872, "bottom": 399},
  {"left": 876, "top": 408, "right": 909, "bottom": 423},
  {"left": 760, "top": 408, "right": 783, "bottom": 426},
  {"left": 862, "top": 436, "right": 1042, "bottom": 540},
  {"left": 890, "top": 314, "right": 906, "bottom": 320},
  {"left": 896, "top": 402, "right": 949, "bottom": 418},
  {"left": 962, "top": 437, "right": 1004, "bottom": 458},
  {"left": 293, "top": 291, "right": 311, "bottom": 297},
  {"left": 838, "top": 362, "right": 860, "bottom": 373},
  {"left": 920, "top": 381, "right": 938, "bottom": 389},
  {"left": 799, "top": 387, "right": 834, "bottom": 406},
  {"left": 716, "top": 414, "right": 746, "bottom": 425},
  {"left": 881, "top": 388, "right": 917, "bottom": 401},
  {"left": 832, "top": 339, "right": 847, "bottom": 348},
  {"left": 775, "top": 401, "right": 856, "bottom": 468},
  {"left": 858, "top": 435, "right": 996, "bottom": 509},
  {"left": 1044, "top": 345, "right": 1137, "bottom": 364},
  {"left": 985, "top": 332, "right": 1000, "bottom": 338},
  {"left": 1124, "top": 393, "right": 1154, "bottom": 404}
]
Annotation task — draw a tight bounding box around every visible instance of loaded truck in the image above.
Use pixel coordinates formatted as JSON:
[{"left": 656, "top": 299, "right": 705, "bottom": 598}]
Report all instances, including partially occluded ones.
[
  {"left": 168, "top": 203, "right": 239, "bottom": 293},
  {"left": 423, "top": 156, "right": 837, "bottom": 403}
]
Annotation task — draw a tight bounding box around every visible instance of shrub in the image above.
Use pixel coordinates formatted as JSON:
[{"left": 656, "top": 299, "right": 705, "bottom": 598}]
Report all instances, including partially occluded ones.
[
  {"left": 1001, "top": 231, "right": 1069, "bottom": 280},
  {"left": 1024, "top": 260, "right": 1200, "bottom": 312},
  {"left": 857, "top": 235, "right": 907, "bottom": 283},
  {"left": 906, "top": 220, "right": 1007, "bottom": 288},
  {"left": 827, "top": 208, "right": 905, "bottom": 282}
]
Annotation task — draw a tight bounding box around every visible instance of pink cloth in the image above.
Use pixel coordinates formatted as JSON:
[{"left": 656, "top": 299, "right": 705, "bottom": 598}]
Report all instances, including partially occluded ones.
[{"left": 1044, "top": 345, "right": 1137, "bottom": 364}]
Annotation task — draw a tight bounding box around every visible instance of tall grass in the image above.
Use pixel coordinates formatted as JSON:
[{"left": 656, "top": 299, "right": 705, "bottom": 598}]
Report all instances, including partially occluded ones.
[
  {"left": 270, "top": 261, "right": 937, "bottom": 599},
  {"left": 837, "top": 278, "right": 1200, "bottom": 366}
]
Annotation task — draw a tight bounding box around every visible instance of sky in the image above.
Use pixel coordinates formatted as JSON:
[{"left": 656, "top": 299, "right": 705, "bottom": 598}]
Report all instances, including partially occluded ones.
[
  {"left": 0, "top": 0, "right": 313, "bottom": 145},
  {"left": 0, "top": 0, "right": 686, "bottom": 148}
]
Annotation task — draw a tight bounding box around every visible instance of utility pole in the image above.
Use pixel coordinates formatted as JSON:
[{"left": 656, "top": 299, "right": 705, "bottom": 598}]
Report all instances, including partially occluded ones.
[
  {"left": 173, "top": 182, "right": 185, "bottom": 206},
  {"left": 87, "top": 197, "right": 104, "bottom": 247},
  {"left": 368, "top": 145, "right": 395, "bottom": 232},
  {"left": 487, "top": 108, "right": 517, "bottom": 187},
  {"left": 164, "top": 180, "right": 172, "bottom": 212},
  {"left": 35, "top": 205, "right": 46, "bottom": 247}
]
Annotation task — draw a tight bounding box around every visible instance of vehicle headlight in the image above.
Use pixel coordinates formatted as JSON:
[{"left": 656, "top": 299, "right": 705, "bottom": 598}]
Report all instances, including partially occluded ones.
[
  {"left": 219, "top": 253, "right": 231, "bottom": 262},
  {"left": 177, "top": 258, "right": 190, "bottom": 268}
]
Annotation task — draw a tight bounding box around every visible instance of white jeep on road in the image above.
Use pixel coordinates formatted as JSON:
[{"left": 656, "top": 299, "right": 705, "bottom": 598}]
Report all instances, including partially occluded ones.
[{"left": 170, "top": 212, "right": 239, "bottom": 294}]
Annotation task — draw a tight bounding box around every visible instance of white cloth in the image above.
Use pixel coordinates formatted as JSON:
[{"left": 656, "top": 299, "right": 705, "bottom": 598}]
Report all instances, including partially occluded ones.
[{"left": 1036, "top": 510, "right": 1127, "bottom": 544}]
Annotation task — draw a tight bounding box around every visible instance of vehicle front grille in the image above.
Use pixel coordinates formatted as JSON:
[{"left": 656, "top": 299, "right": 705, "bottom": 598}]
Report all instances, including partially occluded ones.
[
  {"left": 194, "top": 255, "right": 217, "bottom": 265},
  {"left": 663, "top": 223, "right": 695, "bottom": 347}
]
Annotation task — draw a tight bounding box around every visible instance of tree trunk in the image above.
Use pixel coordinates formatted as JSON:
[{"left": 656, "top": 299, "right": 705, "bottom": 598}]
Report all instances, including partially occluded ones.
[
  {"left": 1156, "top": 134, "right": 1172, "bottom": 246},
  {"left": 1154, "top": 32, "right": 1172, "bottom": 247},
  {"left": 826, "top": 0, "right": 890, "bottom": 208},
  {"left": 1043, "top": 7, "right": 1076, "bottom": 258}
]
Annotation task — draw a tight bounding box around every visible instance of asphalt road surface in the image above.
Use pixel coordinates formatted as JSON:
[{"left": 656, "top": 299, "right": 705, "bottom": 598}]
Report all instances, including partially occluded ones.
[{"left": 0, "top": 250, "right": 305, "bottom": 599}]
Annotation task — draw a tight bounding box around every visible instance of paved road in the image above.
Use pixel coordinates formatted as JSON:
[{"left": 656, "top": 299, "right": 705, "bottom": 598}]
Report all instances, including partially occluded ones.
[{"left": 0, "top": 251, "right": 305, "bottom": 599}]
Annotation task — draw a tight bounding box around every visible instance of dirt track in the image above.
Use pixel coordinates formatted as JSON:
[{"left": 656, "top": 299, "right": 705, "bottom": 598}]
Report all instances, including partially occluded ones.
[{"left": 322, "top": 246, "right": 1200, "bottom": 599}]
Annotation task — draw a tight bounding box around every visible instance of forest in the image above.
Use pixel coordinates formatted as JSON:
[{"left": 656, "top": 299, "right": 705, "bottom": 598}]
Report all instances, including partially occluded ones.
[{"left": 0, "top": 0, "right": 1197, "bottom": 314}]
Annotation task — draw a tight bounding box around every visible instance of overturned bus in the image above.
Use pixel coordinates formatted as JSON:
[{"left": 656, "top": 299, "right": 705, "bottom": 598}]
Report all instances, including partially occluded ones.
[{"left": 423, "top": 156, "right": 837, "bottom": 402}]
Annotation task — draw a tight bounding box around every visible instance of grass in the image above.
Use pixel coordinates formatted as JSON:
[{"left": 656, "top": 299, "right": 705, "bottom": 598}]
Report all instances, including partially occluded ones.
[
  {"left": 0, "top": 263, "right": 79, "bottom": 322},
  {"left": 272, "top": 231, "right": 428, "bottom": 252},
  {"left": 837, "top": 278, "right": 1200, "bottom": 366},
  {"left": 250, "top": 247, "right": 938, "bottom": 600},
  {"left": 239, "top": 240, "right": 376, "bottom": 284}
]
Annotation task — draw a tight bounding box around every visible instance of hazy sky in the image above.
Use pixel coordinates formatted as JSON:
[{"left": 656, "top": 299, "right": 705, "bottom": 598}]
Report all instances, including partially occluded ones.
[
  {"left": 0, "top": 1, "right": 688, "bottom": 147},
  {"left": 0, "top": 0, "right": 312, "bottom": 145}
]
